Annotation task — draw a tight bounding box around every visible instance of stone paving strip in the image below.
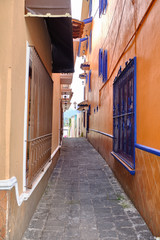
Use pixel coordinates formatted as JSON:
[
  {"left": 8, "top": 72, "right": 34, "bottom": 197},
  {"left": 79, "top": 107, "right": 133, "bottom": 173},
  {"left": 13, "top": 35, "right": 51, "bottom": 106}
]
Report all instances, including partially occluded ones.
[{"left": 22, "top": 138, "right": 154, "bottom": 240}]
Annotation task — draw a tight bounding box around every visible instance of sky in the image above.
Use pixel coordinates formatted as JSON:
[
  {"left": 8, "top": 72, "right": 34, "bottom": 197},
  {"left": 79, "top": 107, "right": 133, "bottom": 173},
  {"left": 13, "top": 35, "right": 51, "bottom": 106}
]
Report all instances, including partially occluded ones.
[
  {"left": 71, "top": 0, "right": 82, "bottom": 20},
  {"left": 70, "top": 0, "right": 84, "bottom": 110}
]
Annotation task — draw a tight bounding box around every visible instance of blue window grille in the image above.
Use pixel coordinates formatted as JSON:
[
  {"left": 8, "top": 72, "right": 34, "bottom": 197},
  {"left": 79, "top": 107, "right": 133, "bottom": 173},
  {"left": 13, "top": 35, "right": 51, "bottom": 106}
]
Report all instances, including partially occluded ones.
[
  {"left": 113, "top": 58, "right": 136, "bottom": 169},
  {"left": 89, "top": 70, "right": 91, "bottom": 91},
  {"left": 103, "top": 49, "right": 108, "bottom": 82},
  {"left": 89, "top": 0, "right": 92, "bottom": 17},
  {"left": 89, "top": 30, "right": 92, "bottom": 54},
  {"left": 99, "top": 48, "right": 103, "bottom": 76}
]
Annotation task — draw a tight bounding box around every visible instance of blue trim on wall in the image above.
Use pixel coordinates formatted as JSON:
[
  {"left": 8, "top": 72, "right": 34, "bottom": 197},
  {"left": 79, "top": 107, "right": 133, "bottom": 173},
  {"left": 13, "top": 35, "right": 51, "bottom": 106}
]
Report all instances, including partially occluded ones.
[
  {"left": 111, "top": 152, "right": 135, "bottom": 175},
  {"left": 80, "top": 37, "right": 88, "bottom": 42},
  {"left": 89, "top": 129, "right": 114, "bottom": 138},
  {"left": 133, "top": 56, "right": 137, "bottom": 170},
  {"left": 89, "top": 0, "right": 92, "bottom": 17},
  {"left": 78, "top": 41, "right": 81, "bottom": 57},
  {"left": 83, "top": 17, "right": 93, "bottom": 24},
  {"left": 135, "top": 144, "right": 160, "bottom": 157}
]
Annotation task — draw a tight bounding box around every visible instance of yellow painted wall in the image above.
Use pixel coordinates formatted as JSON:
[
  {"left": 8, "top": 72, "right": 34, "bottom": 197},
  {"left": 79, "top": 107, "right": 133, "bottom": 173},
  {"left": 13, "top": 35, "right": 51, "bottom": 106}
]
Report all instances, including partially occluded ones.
[
  {"left": 0, "top": 0, "right": 52, "bottom": 195},
  {"left": 0, "top": 0, "right": 14, "bottom": 180},
  {"left": 86, "top": 0, "right": 160, "bottom": 235},
  {"left": 52, "top": 74, "right": 61, "bottom": 152}
]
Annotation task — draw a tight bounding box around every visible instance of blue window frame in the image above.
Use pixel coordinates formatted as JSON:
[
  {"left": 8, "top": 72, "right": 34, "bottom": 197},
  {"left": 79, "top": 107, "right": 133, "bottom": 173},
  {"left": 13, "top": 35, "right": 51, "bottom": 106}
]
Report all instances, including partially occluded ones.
[
  {"left": 89, "top": 70, "right": 91, "bottom": 91},
  {"left": 103, "top": 0, "right": 108, "bottom": 14},
  {"left": 87, "top": 104, "right": 91, "bottom": 132},
  {"left": 86, "top": 37, "right": 89, "bottom": 51},
  {"left": 113, "top": 58, "right": 136, "bottom": 171},
  {"left": 86, "top": 73, "right": 88, "bottom": 84},
  {"left": 89, "top": 0, "right": 92, "bottom": 17},
  {"left": 78, "top": 37, "right": 88, "bottom": 57},
  {"left": 89, "top": 30, "right": 92, "bottom": 54},
  {"left": 103, "top": 49, "right": 108, "bottom": 82},
  {"left": 97, "top": 105, "right": 99, "bottom": 112},
  {"left": 99, "top": 0, "right": 108, "bottom": 17},
  {"left": 99, "top": 49, "right": 103, "bottom": 76},
  {"left": 99, "top": 0, "right": 103, "bottom": 17}
]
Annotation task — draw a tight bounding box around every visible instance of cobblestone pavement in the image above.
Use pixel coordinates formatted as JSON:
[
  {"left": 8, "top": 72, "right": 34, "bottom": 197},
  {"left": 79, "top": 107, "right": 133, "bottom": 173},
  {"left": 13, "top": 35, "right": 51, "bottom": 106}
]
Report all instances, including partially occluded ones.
[{"left": 23, "top": 138, "right": 154, "bottom": 240}]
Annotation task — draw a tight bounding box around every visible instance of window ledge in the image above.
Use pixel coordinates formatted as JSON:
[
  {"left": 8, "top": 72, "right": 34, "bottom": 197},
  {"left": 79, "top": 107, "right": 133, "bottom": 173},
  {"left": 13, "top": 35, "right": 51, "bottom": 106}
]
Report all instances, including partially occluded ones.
[{"left": 111, "top": 152, "right": 135, "bottom": 175}]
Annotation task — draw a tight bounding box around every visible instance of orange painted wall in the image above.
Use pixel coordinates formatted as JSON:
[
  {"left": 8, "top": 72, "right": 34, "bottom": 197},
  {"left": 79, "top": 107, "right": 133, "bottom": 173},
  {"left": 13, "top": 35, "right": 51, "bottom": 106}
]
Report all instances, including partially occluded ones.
[
  {"left": 86, "top": 0, "right": 160, "bottom": 236},
  {"left": 0, "top": 191, "right": 7, "bottom": 239}
]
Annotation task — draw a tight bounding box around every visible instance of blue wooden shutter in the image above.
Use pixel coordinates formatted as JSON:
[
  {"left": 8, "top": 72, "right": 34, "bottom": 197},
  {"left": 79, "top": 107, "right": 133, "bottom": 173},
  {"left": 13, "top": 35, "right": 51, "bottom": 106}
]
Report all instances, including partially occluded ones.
[
  {"left": 89, "top": 70, "right": 91, "bottom": 91},
  {"left": 103, "top": 49, "right": 108, "bottom": 82},
  {"left": 99, "top": 49, "right": 103, "bottom": 76}
]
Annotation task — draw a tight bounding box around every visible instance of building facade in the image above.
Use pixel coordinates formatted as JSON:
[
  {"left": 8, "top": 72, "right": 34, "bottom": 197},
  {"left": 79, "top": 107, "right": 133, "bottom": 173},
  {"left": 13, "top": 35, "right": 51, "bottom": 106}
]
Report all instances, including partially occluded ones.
[
  {"left": 79, "top": 0, "right": 160, "bottom": 236},
  {"left": 0, "top": 0, "right": 75, "bottom": 239}
]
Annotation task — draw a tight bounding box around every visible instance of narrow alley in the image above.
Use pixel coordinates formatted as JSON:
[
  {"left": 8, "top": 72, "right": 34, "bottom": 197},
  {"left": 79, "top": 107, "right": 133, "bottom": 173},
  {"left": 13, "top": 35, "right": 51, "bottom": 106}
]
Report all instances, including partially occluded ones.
[{"left": 22, "top": 138, "right": 154, "bottom": 240}]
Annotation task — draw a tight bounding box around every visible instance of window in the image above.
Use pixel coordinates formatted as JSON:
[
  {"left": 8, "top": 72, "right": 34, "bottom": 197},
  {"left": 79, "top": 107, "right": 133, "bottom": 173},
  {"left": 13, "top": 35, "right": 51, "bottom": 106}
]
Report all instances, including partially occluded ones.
[
  {"left": 89, "top": 70, "right": 91, "bottom": 91},
  {"left": 99, "top": 0, "right": 103, "bottom": 17},
  {"left": 103, "top": 49, "right": 108, "bottom": 82},
  {"left": 99, "top": 48, "right": 103, "bottom": 77},
  {"left": 99, "top": 0, "right": 108, "bottom": 17},
  {"left": 113, "top": 58, "right": 136, "bottom": 169},
  {"left": 83, "top": 112, "right": 85, "bottom": 128},
  {"left": 26, "top": 47, "right": 53, "bottom": 187},
  {"left": 103, "top": 0, "right": 108, "bottom": 14}
]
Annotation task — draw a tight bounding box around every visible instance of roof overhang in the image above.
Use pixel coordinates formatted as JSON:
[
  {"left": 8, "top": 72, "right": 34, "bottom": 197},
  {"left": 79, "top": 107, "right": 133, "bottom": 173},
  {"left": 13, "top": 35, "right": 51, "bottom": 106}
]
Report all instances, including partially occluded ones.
[
  {"left": 61, "top": 88, "right": 72, "bottom": 95},
  {"left": 46, "top": 17, "right": 74, "bottom": 73},
  {"left": 77, "top": 100, "right": 88, "bottom": 111},
  {"left": 25, "top": 0, "right": 74, "bottom": 73},
  {"left": 60, "top": 73, "right": 73, "bottom": 85},
  {"left": 25, "top": 0, "right": 71, "bottom": 16},
  {"left": 79, "top": 73, "right": 87, "bottom": 79},
  {"left": 80, "top": 62, "right": 90, "bottom": 71},
  {"left": 72, "top": 19, "right": 84, "bottom": 39}
]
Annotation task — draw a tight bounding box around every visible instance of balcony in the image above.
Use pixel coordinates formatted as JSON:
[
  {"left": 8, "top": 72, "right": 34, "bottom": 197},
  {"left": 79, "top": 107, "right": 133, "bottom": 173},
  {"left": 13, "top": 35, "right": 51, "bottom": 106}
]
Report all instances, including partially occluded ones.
[{"left": 60, "top": 73, "right": 73, "bottom": 85}]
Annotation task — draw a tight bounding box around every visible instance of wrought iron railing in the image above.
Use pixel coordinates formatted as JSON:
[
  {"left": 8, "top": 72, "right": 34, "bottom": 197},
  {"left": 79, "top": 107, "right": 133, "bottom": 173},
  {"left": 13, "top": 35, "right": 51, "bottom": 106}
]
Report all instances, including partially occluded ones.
[{"left": 26, "top": 133, "right": 52, "bottom": 188}]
